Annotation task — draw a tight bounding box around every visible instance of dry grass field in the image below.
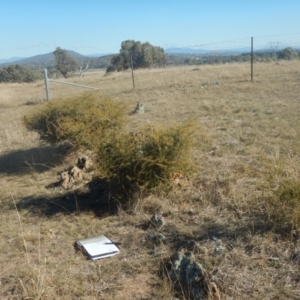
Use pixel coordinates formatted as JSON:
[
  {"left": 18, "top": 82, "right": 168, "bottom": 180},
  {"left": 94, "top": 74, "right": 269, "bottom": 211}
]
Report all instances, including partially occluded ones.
[{"left": 1, "top": 61, "right": 300, "bottom": 299}]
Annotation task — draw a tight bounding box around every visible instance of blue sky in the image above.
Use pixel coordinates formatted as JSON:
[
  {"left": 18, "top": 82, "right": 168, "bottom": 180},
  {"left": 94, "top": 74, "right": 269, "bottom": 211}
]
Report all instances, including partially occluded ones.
[{"left": 1, "top": 0, "right": 300, "bottom": 58}]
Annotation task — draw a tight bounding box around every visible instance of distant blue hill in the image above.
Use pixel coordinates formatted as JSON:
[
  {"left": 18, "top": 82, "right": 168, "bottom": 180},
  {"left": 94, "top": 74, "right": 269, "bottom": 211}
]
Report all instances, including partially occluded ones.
[
  {"left": 0, "top": 50, "right": 91, "bottom": 67},
  {"left": 0, "top": 57, "right": 26, "bottom": 64},
  {"left": 165, "top": 45, "right": 300, "bottom": 55},
  {"left": 87, "top": 53, "right": 114, "bottom": 57},
  {"left": 165, "top": 47, "right": 249, "bottom": 56},
  {"left": 165, "top": 47, "right": 251, "bottom": 55},
  {"left": 165, "top": 48, "right": 210, "bottom": 54}
]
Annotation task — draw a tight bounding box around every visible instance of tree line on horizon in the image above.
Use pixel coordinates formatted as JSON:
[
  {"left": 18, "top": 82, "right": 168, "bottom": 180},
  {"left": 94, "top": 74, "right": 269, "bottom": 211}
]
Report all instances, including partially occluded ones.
[
  {"left": 53, "top": 40, "right": 167, "bottom": 76},
  {"left": 0, "top": 43, "right": 299, "bottom": 83}
]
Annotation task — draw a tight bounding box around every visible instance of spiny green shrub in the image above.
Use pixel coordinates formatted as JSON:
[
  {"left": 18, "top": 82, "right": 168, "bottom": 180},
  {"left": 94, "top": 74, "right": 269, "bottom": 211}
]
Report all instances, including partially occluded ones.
[
  {"left": 23, "top": 92, "right": 126, "bottom": 150},
  {"left": 24, "top": 93, "right": 198, "bottom": 202},
  {"left": 265, "top": 180, "right": 300, "bottom": 235},
  {"left": 98, "top": 122, "right": 196, "bottom": 196}
]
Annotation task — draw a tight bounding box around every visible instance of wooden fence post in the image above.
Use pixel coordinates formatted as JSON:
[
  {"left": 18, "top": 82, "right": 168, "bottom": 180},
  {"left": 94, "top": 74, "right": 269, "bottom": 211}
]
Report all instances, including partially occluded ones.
[
  {"left": 43, "top": 69, "right": 99, "bottom": 100},
  {"left": 130, "top": 53, "right": 135, "bottom": 89},
  {"left": 251, "top": 37, "right": 254, "bottom": 82},
  {"left": 44, "top": 69, "right": 50, "bottom": 100}
]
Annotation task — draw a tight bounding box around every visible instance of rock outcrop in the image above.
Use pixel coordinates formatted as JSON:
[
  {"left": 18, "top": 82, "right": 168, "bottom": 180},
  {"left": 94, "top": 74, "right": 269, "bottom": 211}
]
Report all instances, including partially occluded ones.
[{"left": 166, "top": 249, "right": 220, "bottom": 300}]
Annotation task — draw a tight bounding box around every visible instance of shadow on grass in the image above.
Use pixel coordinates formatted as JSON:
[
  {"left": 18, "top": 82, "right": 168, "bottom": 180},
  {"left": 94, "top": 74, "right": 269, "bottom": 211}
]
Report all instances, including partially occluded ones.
[
  {"left": 194, "top": 220, "right": 274, "bottom": 241},
  {"left": 159, "top": 215, "right": 289, "bottom": 253},
  {"left": 0, "top": 143, "right": 70, "bottom": 175},
  {"left": 15, "top": 178, "right": 120, "bottom": 218}
]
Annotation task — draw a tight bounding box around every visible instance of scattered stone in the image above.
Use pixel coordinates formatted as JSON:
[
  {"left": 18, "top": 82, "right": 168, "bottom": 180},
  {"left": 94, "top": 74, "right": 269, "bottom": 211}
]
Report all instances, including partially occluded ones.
[
  {"left": 170, "top": 208, "right": 179, "bottom": 214},
  {"left": 77, "top": 156, "right": 93, "bottom": 171},
  {"left": 201, "top": 81, "right": 220, "bottom": 88},
  {"left": 188, "top": 208, "right": 196, "bottom": 215},
  {"left": 214, "top": 245, "right": 225, "bottom": 254},
  {"left": 166, "top": 249, "right": 220, "bottom": 300},
  {"left": 169, "top": 172, "right": 187, "bottom": 187},
  {"left": 185, "top": 239, "right": 199, "bottom": 251},
  {"left": 150, "top": 213, "right": 165, "bottom": 228},
  {"left": 61, "top": 170, "right": 74, "bottom": 189},
  {"left": 61, "top": 166, "right": 83, "bottom": 189},
  {"left": 60, "top": 155, "right": 93, "bottom": 189},
  {"left": 69, "top": 166, "right": 83, "bottom": 180},
  {"left": 133, "top": 101, "right": 145, "bottom": 114},
  {"left": 144, "top": 233, "right": 166, "bottom": 247}
]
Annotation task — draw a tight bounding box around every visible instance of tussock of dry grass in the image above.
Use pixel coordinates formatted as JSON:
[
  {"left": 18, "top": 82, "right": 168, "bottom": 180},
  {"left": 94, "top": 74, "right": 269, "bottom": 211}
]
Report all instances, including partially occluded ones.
[{"left": 1, "top": 61, "right": 300, "bottom": 299}]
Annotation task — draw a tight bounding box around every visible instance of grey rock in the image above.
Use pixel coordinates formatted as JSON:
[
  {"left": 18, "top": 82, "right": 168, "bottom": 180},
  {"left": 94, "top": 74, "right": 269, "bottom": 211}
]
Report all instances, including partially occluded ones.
[
  {"left": 166, "top": 249, "right": 221, "bottom": 299},
  {"left": 150, "top": 214, "right": 165, "bottom": 228},
  {"left": 133, "top": 101, "right": 145, "bottom": 114},
  {"left": 77, "top": 156, "right": 93, "bottom": 171},
  {"left": 186, "top": 239, "right": 199, "bottom": 251},
  {"left": 214, "top": 245, "right": 225, "bottom": 254},
  {"left": 145, "top": 233, "right": 166, "bottom": 247}
]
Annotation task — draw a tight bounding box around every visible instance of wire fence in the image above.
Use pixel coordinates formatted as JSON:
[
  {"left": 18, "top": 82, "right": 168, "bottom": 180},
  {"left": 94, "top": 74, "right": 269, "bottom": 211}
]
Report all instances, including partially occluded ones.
[
  {"left": 1, "top": 33, "right": 300, "bottom": 102},
  {"left": 165, "top": 34, "right": 300, "bottom": 66}
]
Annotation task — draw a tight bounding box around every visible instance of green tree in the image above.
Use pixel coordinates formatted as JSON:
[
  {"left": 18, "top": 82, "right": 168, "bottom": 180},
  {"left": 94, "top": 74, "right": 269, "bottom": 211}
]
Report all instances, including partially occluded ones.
[
  {"left": 54, "top": 47, "right": 78, "bottom": 78},
  {"left": 107, "top": 40, "right": 166, "bottom": 72},
  {"left": 110, "top": 54, "right": 125, "bottom": 71},
  {"left": 278, "top": 47, "right": 299, "bottom": 60}
]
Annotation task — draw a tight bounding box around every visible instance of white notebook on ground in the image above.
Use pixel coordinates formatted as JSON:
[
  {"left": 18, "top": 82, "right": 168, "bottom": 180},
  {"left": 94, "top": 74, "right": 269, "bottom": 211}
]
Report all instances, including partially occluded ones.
[{"left": 75, "top": 235, "right": 120, "bottom": 260}]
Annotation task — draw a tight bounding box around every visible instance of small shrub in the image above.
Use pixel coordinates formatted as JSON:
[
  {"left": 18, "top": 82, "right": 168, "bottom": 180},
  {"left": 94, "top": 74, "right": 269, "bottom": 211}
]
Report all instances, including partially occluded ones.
[
  {"left": 0, "top": 64, "right": 43, "bottom": 83},
  {"left": 265, "top": 180, "right": 300, "bottom": 235},
  {"left": 24, "top": 93, "right": 197, "bottom": 204},
  {"left": 98, "top": 122, "right": 197, "bottom": 198},
  {"left": 23, "top": 92, "right": 126, "bottom": 150},
  {"left": 105, "top": 65, "right": 117, "bottom": 73}
]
